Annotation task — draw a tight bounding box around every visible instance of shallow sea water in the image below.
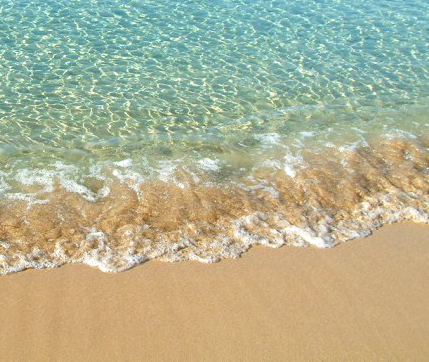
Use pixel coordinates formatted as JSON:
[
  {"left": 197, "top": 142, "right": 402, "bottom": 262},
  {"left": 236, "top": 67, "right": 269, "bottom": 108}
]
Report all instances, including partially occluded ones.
[{"left": 0, "top": 0, "right": 428, "bottom": 273}]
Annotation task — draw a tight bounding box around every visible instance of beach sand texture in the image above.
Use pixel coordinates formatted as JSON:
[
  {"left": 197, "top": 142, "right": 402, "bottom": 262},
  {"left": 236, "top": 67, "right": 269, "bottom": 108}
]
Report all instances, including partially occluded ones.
[{"left": 0, "top": 222, "right": 428, "bottom": 361}]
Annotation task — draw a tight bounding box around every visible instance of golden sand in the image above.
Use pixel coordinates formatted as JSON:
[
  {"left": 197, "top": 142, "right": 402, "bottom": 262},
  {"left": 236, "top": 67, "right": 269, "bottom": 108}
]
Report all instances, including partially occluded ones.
[{"left": 0, "top": 222, "right": 428, "bottom": 361}]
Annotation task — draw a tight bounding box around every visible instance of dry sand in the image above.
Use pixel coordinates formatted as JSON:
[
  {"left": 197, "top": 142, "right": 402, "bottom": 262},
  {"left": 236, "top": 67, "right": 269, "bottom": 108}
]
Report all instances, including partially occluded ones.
[{"left": 0, "top": 222, "right": 428, "bottom": 361}]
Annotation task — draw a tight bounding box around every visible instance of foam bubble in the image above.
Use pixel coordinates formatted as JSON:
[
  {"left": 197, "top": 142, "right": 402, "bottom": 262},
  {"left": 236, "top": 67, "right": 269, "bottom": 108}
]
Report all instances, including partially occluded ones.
[
  {"left": 114, "top": 159, "right": 133, "bottom": 168},
  {"left": 198, "top": 158, "right": 220, "bottom": 172},
  {"left": 255, "top": 133, "right": 281, "bottom": 148},
  {"left": 299, "top": 131, "right": 315, "bottom": 138},
  {"left": 282, "top": 149, "right": 304, "bottom": 178},
  {"left": 15, "top": 169, "right": 56, "bottom": 193}
]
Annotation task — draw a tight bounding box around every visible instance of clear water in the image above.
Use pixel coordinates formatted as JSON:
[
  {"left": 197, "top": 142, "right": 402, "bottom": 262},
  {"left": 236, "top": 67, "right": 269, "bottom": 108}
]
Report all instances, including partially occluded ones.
[{"left": 0, "top": 0, "right": 428, "bottom": 274}]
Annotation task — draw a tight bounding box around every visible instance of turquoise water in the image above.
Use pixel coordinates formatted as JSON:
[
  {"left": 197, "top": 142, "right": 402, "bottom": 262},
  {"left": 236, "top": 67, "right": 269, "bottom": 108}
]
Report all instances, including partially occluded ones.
[
  {"left": 0, "top": 0, "right": 428, "bottom": 160},
  {"left": 0, "top": 0, "right": 428, "bottom": 273}
]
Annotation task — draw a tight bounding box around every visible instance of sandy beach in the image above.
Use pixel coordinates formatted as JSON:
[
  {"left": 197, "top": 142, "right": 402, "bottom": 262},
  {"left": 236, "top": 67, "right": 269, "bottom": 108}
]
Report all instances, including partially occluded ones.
[
  {"left": 0, "top": 1, "right": 427, "bottom": 361},
  {"left": 0, "top": 222, "right": 428, "bottom": 361}
]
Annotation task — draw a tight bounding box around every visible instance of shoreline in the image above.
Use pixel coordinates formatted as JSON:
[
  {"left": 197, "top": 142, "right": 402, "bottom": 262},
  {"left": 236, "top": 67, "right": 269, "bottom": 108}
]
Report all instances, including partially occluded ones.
[
  {"left": 1, "top": 136, "right": 428, "bottom": 274},
  {"left": 1, "top": 222, "right": 428, "bottom": 361}
]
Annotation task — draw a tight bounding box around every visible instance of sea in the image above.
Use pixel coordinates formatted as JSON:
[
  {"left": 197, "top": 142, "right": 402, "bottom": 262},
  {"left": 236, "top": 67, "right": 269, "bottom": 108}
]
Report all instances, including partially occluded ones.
[{"left": 0, "top": 0, "right": 428, "bottom": 274}]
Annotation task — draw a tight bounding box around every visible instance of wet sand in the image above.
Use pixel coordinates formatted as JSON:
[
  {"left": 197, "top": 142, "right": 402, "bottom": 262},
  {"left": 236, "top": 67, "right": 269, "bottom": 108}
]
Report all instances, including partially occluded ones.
[{"left": 0, "top": 222, "right": 428, "bottom": 361}]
